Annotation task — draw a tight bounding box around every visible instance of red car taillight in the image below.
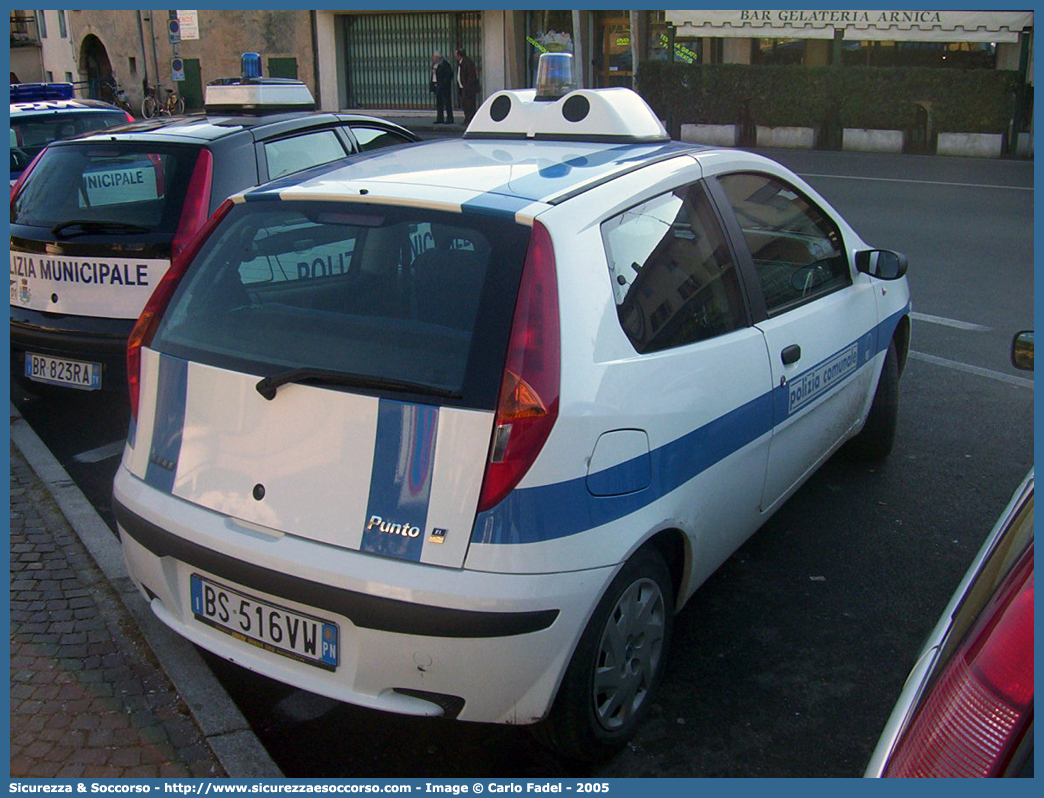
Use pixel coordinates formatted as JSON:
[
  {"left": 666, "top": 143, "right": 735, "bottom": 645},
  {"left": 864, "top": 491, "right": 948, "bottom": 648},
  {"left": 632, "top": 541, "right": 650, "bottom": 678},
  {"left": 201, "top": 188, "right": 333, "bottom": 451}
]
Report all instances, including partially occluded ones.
[
  {"left": 127, "top": 197, "right": 233, "bottom": 420},
  {"left": 477, "top": 221, "right": 560, "bottom": 512},
  {"left": 171, "top": 148, "right": 213, "bottom": 262},
  {"left": 10, "top": 148, "right": 47, "bottom": 203},
  {"left": 884, "top": 544, "right": 1034, "bottom": 777}
]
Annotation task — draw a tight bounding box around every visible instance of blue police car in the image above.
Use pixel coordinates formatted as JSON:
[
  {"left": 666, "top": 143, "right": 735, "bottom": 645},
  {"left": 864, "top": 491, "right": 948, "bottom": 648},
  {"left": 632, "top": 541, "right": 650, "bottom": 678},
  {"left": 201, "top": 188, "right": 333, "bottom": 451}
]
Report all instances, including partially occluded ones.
[{"left": 10, "top": 82, "right": 132, "bottom": 185}]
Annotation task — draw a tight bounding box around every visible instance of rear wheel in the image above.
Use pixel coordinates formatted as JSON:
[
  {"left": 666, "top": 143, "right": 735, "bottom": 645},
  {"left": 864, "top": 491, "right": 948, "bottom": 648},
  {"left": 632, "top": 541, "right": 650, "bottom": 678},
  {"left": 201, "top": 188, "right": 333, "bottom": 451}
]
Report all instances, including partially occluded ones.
[
  {"left": 846, "top": 339, "right": 899, "bottom": 460},
  {"left": 532, "top": 547, "right": 673, "bottom": 762},
  {"left": 141, "top": 96, "right": 157, "bottom": 119},
  {"left": 173, "top": 94, "right": 185, "bottom": 115}
]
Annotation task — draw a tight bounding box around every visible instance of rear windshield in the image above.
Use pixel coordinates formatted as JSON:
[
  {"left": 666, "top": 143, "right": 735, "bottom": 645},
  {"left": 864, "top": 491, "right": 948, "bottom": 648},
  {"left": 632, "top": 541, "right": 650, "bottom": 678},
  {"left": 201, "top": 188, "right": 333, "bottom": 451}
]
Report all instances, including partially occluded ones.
[
  {"left": 150, "top": 201, "right": 532, "bottom": 409},
  {"left": 10, "top": 142, "right": 202, "bottom": 235},
  {"left": 10, "top": 109, "right": 127, "bottom": 168}
]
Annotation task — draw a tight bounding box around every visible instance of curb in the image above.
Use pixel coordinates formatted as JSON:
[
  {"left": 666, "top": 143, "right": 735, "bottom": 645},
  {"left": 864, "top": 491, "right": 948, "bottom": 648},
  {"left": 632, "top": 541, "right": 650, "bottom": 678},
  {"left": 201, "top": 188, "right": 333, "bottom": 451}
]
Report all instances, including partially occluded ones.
[{"left": 10, "top": 402, "right": 283, "bottom": 779}]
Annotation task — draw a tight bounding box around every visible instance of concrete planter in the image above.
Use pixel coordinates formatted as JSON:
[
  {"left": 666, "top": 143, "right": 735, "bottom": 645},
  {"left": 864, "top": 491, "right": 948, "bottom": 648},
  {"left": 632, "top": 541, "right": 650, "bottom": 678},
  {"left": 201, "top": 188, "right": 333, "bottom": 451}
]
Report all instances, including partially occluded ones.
[
  {"left": 936, "top": 132, "right": 1004, "bottom": 158},
  {"left": 756, "top": 125, "right": 815, "bottom": 149},
  {"left": 842, "top": 128, "right": 904, "bottom": 154},
  {"left": 680, "top": 123, "right": 738, "bottom": 147},
  {"left": 1017, "top": 131, "right": 1033, "bottom": 158}
]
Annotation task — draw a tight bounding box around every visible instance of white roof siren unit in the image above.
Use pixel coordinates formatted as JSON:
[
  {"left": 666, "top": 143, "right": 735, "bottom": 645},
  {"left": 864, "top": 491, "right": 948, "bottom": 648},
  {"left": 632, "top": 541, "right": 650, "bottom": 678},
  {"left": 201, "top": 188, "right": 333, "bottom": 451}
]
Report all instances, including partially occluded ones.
[
  {"left": 465, "top": 51, "right": 669, "bottom": 143},
  {"left": 204, "top": 52, "right": 315, "bottom": 114}
]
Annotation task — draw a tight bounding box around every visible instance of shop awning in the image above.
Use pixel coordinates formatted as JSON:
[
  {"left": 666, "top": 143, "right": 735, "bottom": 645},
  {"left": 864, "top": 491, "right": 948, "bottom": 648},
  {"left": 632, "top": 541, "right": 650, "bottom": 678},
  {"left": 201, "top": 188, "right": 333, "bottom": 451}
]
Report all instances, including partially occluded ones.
[{"left": 665, "top": 10, "right": 1034, "bottom": 43}]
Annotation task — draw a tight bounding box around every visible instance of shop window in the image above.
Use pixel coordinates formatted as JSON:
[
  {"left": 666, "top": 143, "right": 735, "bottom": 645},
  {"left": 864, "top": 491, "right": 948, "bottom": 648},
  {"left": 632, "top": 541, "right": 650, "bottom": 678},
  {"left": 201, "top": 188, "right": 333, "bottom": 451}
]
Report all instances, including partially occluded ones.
[
  {"left": 752, "top": 38, "right": 806, "bottom": 65},
  {"left": 527, "top": 10, "right": 574, "bottom": 85},
  {"left": 650, "top": 25, "right": 700, "bottom": 63},
  {"left": 841, "top": 40, "right": 997, "bottom": 69}
]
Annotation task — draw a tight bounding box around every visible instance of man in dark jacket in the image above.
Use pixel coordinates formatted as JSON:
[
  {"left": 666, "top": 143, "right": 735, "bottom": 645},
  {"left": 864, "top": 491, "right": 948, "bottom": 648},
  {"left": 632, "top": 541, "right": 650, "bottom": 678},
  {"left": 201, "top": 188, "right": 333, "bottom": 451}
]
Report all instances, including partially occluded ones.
[
  {"left": 430, "top": 51, "right": 454, "bottom": 125},
  {"left": 455, "top": 48, "right": 480, "bottom": 125}
]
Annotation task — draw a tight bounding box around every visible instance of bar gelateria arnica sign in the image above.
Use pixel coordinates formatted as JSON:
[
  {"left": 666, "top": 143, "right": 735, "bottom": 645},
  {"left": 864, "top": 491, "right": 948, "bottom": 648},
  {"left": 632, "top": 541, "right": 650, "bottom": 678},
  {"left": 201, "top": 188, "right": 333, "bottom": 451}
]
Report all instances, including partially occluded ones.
[
  {"left": 740, "top": 10, "right": 945, "bottom": 24},
  {"left": 665, "top": 9, "right": 1034, "bottom": 40}
]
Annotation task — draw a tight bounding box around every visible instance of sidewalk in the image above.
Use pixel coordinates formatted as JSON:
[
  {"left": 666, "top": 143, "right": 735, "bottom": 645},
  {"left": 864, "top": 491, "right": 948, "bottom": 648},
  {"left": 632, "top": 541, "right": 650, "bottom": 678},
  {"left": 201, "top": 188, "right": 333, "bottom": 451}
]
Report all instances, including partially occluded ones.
[
  {"left": 10, "top": 405, "right": 282, "bottom": 779},
  {"left": 344, "top": 108, "right": 465, "bottom": 139}
]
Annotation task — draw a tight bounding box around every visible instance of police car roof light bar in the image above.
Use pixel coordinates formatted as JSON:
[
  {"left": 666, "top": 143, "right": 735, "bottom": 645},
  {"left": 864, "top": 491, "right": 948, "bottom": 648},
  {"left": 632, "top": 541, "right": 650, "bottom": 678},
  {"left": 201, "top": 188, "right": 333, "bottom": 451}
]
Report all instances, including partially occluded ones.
[
  {"left": 464, "top": 86, "right": 669, "bottom": 144},
  {"left": 11, "top": 82, "right": 75, "bottom": 102},
  {"left": 465, "top": 51, "right": 667, "bottom": 143},
  {"left": 203, "top": 53, "right": 315, "bottom": 115}
]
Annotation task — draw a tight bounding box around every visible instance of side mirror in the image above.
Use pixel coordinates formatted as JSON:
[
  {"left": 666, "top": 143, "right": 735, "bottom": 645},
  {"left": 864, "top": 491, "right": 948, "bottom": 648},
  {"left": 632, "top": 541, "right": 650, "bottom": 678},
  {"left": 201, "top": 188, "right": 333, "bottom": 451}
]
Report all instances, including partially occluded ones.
[
  {"left": 855, "top": 249, "right": 908, "bottom": 281},
  {"left": 1011, "top": 331, "right": 1034, "bottom": 371}
]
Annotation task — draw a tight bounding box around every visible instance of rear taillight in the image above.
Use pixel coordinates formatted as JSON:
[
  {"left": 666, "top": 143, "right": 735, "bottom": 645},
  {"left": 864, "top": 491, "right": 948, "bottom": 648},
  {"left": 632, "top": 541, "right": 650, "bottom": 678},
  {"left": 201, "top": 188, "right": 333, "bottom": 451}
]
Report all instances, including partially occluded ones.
[
  {"left": 170, "top": 148, "right": 213, "bottom": 261},
  {"left": 123, "top": 111, "right": 135, "bottom": 124},
  {"left": 127, "top": 198, "right": 234, "bottom": 419},
  {"left": 10, "top": 148, "right": 47, "bottom": 203},
  {"left": 884, "top": 545, "right": 1034, "bottom": 777},
  {"left": 477, "top": 221, "right": 560, "bottom": 512}
]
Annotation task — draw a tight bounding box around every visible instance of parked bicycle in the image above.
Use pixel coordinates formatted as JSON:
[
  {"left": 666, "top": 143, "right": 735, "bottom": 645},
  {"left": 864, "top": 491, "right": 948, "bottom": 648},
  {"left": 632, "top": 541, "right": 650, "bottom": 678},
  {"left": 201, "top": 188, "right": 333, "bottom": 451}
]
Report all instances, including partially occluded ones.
[
  {"left": 141, "top": 83, "right": 185, "bottom": 118},
  {"left": 98, "top": 78, "right": 134, "bottom": 115}
]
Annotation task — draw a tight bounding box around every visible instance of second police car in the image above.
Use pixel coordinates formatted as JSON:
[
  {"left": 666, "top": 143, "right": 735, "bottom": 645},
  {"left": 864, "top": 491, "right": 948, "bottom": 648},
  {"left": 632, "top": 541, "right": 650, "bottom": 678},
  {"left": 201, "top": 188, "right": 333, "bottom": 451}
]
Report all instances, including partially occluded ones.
[
  {"left": 112, "top": 54, "right": 912, "bottom": 760},
  {"left": 10, "top": 82, "right": 133, "bottom": 186},
  {"left": 10, "top": 57, "right": 417, "bottom": 394}
]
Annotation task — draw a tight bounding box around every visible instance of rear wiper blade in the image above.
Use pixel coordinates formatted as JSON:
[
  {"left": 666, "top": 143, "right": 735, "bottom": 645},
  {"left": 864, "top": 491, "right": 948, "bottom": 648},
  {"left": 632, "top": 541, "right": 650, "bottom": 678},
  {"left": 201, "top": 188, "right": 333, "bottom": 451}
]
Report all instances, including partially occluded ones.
[
  {"left": 52, "top": 220, "right": 152, "bottom": 238},
  {"left": 256, "top": 368, "right": 461, "bottom": 401}
]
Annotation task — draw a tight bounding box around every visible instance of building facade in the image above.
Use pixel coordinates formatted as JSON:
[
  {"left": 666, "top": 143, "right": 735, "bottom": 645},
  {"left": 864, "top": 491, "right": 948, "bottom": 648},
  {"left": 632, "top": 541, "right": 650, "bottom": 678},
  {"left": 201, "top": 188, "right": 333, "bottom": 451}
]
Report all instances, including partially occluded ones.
[
  {"left": 10, "top": 10, "right": 78, "bottom": 86},
  {"left": 661, "top": 9, "right": 1033, "bottom": 74},
  {"left": 313, "top": 9, "right": 1034, "bottom": 111},
  {"left": 21, "top": 8, "right": 1033, "bottom": 121}
]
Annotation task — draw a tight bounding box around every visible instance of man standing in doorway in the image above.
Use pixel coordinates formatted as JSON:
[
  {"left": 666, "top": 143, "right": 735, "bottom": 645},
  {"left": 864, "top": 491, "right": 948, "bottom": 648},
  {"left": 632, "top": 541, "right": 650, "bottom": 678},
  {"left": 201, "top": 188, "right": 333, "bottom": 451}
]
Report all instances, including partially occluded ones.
[
  {"left": 430, "top": 51, "right": 453, "bottom": 125},
  {"left": 455, "top": 48, "right": 480, "bottom": 126}
]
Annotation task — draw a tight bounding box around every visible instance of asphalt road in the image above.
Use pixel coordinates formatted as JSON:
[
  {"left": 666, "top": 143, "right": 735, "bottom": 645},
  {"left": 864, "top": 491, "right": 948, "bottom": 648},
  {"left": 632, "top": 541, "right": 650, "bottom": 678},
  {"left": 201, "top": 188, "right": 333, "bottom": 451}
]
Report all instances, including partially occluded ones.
[{"left": 11, "top": 148, "right": 1033, "bottom": 777}]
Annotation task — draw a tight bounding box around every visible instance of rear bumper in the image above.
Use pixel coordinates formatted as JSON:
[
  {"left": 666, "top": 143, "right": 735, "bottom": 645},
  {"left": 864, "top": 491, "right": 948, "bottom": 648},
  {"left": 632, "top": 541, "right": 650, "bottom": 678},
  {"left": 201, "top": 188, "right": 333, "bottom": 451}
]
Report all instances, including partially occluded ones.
[{"left": 113, "top": 466, "right": 615, "bottom": 724}]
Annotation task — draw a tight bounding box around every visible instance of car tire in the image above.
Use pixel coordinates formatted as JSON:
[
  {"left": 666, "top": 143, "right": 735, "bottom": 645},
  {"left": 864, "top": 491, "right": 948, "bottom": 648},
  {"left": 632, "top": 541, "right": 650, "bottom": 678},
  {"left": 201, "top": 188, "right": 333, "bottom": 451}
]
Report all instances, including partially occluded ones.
[
  {"left": 846, "top": 338, "right": 899, "bottom": 461},
  {"left": 531, "top": 546, "right": 674, "bottom": 762}
]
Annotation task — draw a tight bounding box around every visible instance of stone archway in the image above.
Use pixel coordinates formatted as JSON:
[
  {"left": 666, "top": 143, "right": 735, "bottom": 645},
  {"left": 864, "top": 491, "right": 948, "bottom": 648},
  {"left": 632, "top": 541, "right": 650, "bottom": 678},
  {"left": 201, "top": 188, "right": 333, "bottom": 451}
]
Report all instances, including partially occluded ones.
[{"left": 79, "top": 33, "right": 114, "bottom": 98}]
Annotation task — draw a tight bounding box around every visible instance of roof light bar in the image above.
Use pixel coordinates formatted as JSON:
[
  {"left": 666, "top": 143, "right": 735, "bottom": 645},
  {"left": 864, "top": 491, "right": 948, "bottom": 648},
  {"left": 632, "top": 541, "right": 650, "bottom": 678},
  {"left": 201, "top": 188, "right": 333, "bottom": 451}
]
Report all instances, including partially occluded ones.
[
  {"left": 466, "top": 53, "right": 668, "bottom": 144},
  {"left": 203, "top": 53, "right": 315, "bottom": 113},
  {"left": 10, "top": 82, "right": 75, "bottom": 102}
]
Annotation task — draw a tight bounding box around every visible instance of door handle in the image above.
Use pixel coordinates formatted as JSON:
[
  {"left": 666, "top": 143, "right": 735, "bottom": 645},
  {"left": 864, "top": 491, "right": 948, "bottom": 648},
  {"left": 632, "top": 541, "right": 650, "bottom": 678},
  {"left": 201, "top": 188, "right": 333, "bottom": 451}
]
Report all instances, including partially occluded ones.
[{"left": 781, "top": 344, "right": 802, "bottom": 366}]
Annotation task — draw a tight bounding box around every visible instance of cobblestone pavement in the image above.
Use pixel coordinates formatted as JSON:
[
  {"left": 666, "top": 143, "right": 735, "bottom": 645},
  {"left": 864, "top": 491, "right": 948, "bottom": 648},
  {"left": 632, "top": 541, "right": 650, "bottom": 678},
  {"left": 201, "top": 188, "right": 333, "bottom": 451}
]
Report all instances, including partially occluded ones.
[{"left": 10, "top": 443, "right": 227, "bottom": 778}]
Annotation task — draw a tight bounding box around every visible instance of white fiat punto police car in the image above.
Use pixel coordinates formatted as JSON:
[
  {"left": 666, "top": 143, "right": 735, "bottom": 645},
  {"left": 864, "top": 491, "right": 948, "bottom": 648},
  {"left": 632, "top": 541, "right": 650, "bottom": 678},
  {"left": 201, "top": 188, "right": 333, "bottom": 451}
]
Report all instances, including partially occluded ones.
[{"left": 113, "top": 55, "right": 911, "bottom": 761}]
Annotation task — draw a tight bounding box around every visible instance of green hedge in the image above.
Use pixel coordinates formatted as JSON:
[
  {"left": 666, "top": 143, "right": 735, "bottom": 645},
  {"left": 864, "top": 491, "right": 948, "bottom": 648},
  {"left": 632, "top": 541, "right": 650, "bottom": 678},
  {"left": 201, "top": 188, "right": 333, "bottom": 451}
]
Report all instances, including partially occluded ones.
[{"left": 637, "top": 61, "right": 1019, "bottom": 133}]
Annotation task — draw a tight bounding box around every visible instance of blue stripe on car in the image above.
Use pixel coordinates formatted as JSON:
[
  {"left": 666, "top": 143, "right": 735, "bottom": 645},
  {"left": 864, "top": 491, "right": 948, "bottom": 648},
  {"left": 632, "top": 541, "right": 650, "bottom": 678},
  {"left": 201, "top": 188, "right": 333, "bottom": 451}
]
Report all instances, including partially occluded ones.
[
  {"left": 480, "top": 142, "right": 685, "bottom": 202},
  {"left": 239, "top": 140, "right": 695, "bottom": 208},
  {"left": 460, "top": 193, "right": 537, "bottom": 220},
  {"left": 144, "top": 355, "right": 188, "bottom": 494},
  {"left": 473, "top": 308, "right": 907, "bottom": 546},
  {"left": 473, "top": 390, "right": 774, "bottom": 547},
  {"left": 772, "top": 328, "right": 878, "bottom": 423},
  {"left": 361, "top": 400, "right": 439, "bottom": 562}
]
